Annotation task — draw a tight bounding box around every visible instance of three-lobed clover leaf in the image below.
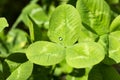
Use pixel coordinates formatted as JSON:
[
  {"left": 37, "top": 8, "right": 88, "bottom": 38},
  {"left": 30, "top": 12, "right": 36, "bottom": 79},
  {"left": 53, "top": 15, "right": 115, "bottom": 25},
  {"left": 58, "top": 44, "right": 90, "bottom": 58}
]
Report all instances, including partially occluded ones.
[{"left": 26, "top": 4, "right": 106, "bottom": 68}]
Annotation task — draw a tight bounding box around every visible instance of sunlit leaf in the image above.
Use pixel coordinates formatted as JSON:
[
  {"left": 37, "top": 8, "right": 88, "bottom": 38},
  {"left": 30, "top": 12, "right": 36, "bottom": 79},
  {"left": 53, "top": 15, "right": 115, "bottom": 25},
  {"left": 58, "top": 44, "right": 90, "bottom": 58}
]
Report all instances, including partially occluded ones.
[
  {"left": 6, "top": 61, "right": 33, "bottom": 80},
  {"left": 66, "top": 42, "right": 105, "bottom": 68},
  {"left": 0, "top": 18, "right": 9, "bottom": 32},
  {"left": 110, "top": 15, "right": 120, "bottom": 32},
  {"left": 48, "top": 4, "right": 82, "bottom": 46},
  {"left": 26, "top": 41, "right": 65, "bottom": 66},
  {"left": 109, "top": 31, "right": 120, "bottom": 63},
  {"left": 76, "top": 0, "right": 111, "bottom": 35}
]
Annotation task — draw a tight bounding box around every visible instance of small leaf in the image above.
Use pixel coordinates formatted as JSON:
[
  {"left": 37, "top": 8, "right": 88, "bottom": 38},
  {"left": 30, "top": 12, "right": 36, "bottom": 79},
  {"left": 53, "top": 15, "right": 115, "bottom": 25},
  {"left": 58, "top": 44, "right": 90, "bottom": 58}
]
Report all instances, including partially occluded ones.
[
  {"left": 20, "top": 3, "right": 40, "bottom": 27},
  {"left": 29, "top": 7, "right": 48, "bottom": 27},
  {"left": 26, "top": 41, "right": 65, "bottom": 66},
  {"left": 0, "top": 18, "right": 9, "bottom": 32},
  {"left": 76, "top": 0, "right": 111, "bottom": 35},
  {"left": 109, "top": 31, "right": 120, "bottom": 63},
  {"left": 48, "top": 4, "right": 82, "bottom": 46},
  {"left": 110, "top": 15, "right": 120, "bottom": 32},
  {"left": 6, "top": 61, "right": 33, "bottom": 80},
  {"left": 66, "top": 42, "right": 105, "bottom": 68},
  {"left": 6, "top": 29, "right": 28, "bottom": 53}
]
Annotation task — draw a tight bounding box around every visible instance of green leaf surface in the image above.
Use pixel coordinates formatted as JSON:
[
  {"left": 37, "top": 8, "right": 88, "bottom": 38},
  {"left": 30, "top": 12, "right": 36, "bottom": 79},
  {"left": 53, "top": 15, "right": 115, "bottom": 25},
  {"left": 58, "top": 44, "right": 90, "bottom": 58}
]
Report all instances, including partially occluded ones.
[
  {"left": 6, "top": 29, "right": 28, "bottom": 53},
  {"left": 0, "top": 18, "right": 8, "bottom": 32},
  {"left": 98, "top": 34, "right": 108, "bottom": 53},
  {"left": 110, "top": 15, "right": 120, "bottom": 32},
  {"left": 66, "top": 42, "right": 105, "bottom": 68},
  {"left": 28, "top": 16, "right": 42, "bottom": 41},
  {"left": 76, "top": 0, "right": 111, "bottom": 35},
  {"left": 48, "top": 4, "right": 82, "bottom": 46},
  {"left": 5, "top": 59, "right": 21, "bottom": 73},
  {"left": 26, "top": 41, "right": 65, "bottom": 66},
  {"left": 29, "top": 7, "right": 48, "bottom": 27},
  {"left": 109, "top": 31, "right": 120, "bottom": 63},
  {"left": 6, "top": 61, "right": 33, "bottom": 80}
]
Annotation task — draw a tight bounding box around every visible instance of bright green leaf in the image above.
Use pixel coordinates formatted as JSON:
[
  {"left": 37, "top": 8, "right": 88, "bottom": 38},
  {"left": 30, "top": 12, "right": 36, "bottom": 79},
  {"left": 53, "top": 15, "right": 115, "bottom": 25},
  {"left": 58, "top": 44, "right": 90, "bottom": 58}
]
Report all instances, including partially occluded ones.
[
  {"left": 6, "top": 61, "right": 33, "bottom": 80},
  {"left": 109, "top": 31, "right": 120, "bottom": 63},
  {"left": 110, "top": 15, "right": 120, "bottom": 32},
  {"left": 76, "top": 0, "right": 111, "bottom": 35},
  {"left": 66, "top": 42, "right": 105, "bottom": 68},
  {"left": 26, "top": 41, "right": 65, "bottom": 66},
  {"left": 0, "top": 18, "right": 8, "bottom": 32},
  {"left": 48, "top": 4, "right": 82, "bottom": 46}
]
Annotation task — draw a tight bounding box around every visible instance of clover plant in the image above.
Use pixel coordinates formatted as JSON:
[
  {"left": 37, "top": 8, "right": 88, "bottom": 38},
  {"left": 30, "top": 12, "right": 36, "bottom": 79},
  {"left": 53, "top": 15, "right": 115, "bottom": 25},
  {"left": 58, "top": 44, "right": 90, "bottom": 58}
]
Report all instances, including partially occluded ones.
[{"left": 0, "top": 0, "right": 120, "bottom": 80}]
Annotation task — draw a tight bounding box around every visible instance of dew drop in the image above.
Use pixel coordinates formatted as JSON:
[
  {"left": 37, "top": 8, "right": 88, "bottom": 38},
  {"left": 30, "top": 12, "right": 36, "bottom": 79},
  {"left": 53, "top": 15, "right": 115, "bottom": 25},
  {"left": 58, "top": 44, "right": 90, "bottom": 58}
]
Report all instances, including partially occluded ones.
[{"left": 59, "top": 37, "right": 63, "bottom": 41}]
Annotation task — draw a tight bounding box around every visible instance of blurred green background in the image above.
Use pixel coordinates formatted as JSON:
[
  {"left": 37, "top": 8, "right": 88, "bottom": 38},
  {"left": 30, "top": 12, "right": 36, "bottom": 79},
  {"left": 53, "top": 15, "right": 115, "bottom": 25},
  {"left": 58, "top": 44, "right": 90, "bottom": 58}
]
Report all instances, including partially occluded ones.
[{"left": 0, "top": 0, "right": 120, "bottom": 30}]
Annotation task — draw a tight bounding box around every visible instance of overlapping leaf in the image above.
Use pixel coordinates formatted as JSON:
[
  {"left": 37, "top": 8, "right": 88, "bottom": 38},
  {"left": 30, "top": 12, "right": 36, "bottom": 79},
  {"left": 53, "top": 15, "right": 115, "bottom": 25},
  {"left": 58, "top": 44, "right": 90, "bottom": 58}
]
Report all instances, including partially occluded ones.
[
  {"left": 109, "top": 31, "right": 120, "bottom": 63},
  {"left": 110, "top": 15, "right": 120, "bottom": 32},
  {"left": 6, "top": 61, "right": 33, "bottom": 80},
  {"left": 76, "top": 0, "right": 111, "bottom": 35},
  {"left": 48, "top": 4, "right": 82, "bottom": 46}
]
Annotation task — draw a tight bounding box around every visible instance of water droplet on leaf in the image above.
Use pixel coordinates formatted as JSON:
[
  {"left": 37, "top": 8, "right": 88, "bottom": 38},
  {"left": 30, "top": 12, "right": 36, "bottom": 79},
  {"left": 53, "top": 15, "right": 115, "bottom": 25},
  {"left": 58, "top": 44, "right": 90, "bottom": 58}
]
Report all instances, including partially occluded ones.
[{"left": 59, "top": 37, "right": 63, "bottom": 41}]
